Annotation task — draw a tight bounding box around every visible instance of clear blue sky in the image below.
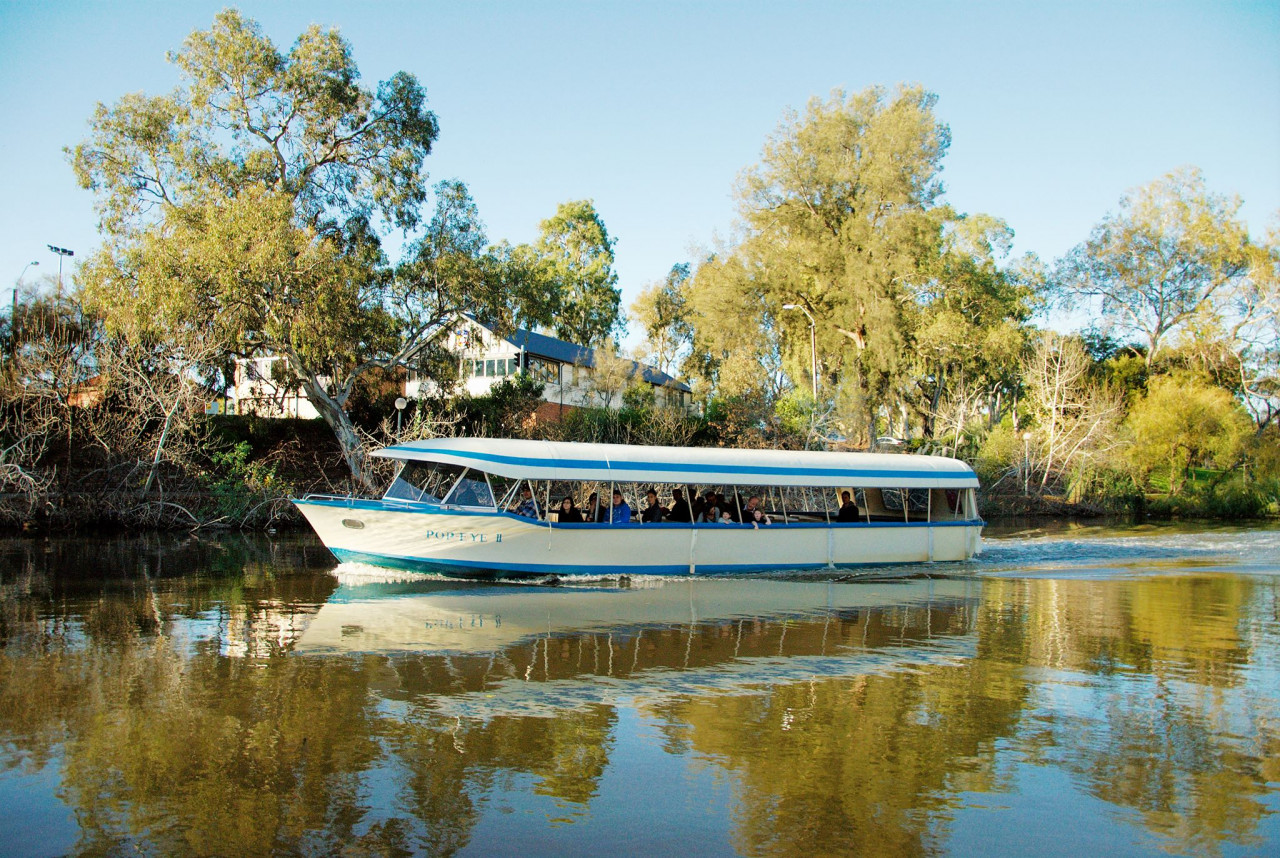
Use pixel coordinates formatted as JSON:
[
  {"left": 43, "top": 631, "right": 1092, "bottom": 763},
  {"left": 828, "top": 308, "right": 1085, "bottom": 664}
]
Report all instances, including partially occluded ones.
[{"left": 2, "top": 0, "right": 1277, "bottom": 339}]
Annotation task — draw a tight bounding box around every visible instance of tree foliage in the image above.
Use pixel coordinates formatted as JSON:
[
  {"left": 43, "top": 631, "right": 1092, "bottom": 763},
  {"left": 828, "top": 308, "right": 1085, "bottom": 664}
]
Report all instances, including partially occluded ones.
[
  {"left": 680, "top": 85, "right": 1030, "bottom": 447},
  {"left": 534, "top": 200, "right": 622, "bottom": 346},
  {"left": 631, "top": 263, "right": 692, "bottom": 375},
  {"left": 1125, "top": 372, "right": 1252, "bottom": 496},
  {"left": 1054, "top": 167, "right": 1254, "bottom": 365},
  {"left": 71, "top": 11, "right": 484, "bottom": 489}
]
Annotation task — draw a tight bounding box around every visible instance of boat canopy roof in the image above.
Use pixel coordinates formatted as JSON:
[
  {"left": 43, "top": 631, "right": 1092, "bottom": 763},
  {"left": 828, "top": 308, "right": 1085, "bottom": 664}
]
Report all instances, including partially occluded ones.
[{"left": 373, "top": 438, "right": 979, "bottom": 489}]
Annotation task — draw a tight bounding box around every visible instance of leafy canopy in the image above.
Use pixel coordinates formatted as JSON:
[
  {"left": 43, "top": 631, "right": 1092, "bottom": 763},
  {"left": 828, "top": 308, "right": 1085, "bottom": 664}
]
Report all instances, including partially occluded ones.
[{"left": 70, "top": 11, "right": 446, "bottom": 487}]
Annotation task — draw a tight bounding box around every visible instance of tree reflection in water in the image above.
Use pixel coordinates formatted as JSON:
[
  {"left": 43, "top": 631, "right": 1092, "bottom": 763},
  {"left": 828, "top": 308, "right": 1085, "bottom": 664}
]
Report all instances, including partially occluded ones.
[{"left": 0, "top": 534, "right": 1277, "bottom": 856}]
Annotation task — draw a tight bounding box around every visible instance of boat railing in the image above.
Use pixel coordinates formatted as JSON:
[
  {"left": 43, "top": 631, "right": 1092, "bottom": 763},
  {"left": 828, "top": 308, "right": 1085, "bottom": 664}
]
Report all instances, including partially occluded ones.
[{"left": 302, "top": 493, "right": 357, "bottom": 502}]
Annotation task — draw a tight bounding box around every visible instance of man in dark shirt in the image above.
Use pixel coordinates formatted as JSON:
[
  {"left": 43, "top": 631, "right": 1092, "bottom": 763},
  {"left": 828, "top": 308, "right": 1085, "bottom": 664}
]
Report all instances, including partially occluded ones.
[
  {"left": 640, "top": 488, "right": 666, "bottom": 523},
  {"left": 836, "top": 490, "right": 860, "bottom": 522},
  {"left": 667, "top": 488, "right": 692, "bottom": 522}
]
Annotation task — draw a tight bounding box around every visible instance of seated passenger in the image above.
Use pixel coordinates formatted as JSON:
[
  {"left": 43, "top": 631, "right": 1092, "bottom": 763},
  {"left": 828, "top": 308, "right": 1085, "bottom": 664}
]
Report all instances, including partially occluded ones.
[
  {"left": 514, "top": 485, "right": 540, "bottom": 519},
  {"left": 640, "top": 488, "right": 666, "bottom": 523},
  {"left": 450, "top": 476, "right": 487, "bottom": 506},
  {"left": 557, "top": 496, "right": 584, "bottom": 523},
  {"left": 719, "top": 511, "right": 733, "bottom": 524},
  {"left": 693, "top": 490, "right": 715, "bottom": 522},
  {"left": 610, "top": 489, "right": 632, "bottom": 524},
  {"left": 740, "top": 495, "right": 762, "bottom": 521},
  {"left": 667, "top": 488, "right": 692, "bottom": 522},
  {"left": 836, "top": 491, "right": 860, "bottom": 522},
  {"left": 585, "top": 491, "right": 607, "bottom": 522},
  {"left": 749, "top": 508, "right": 772, "bottom": 528}
]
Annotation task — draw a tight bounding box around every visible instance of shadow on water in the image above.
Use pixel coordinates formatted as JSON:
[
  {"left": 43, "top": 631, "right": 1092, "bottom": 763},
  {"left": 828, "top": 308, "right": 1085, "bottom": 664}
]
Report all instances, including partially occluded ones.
[{"left": 0, "top": 526, "right": 1277, "bottom": 857}]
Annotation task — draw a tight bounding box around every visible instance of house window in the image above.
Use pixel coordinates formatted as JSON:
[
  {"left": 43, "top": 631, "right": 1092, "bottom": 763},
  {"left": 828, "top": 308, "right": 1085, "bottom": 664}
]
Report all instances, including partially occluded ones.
[
  {"left": 473, "top": 360, "right": 484, "bottom": 377},
  {"left": 527, "top": 357, "right": 561, "bottom": 385}
]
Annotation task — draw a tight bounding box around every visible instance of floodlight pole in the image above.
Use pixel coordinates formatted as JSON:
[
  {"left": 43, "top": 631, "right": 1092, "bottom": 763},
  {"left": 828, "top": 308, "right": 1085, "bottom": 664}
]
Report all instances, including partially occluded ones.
[{"left": 47, "top": 245, "right": 74, "bottom": 296}]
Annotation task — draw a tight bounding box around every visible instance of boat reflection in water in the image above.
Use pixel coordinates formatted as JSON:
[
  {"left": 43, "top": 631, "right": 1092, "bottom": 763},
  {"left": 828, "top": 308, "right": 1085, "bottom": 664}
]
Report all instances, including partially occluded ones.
[{"left": 297, "top": 570, "right": 982, "bottom": 717}]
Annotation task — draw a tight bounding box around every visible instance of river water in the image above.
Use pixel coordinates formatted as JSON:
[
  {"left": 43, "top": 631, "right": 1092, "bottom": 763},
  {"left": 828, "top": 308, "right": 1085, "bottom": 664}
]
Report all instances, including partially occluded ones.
[{"left": 1, "top": 523, "right": 1277, "bottom": 857}]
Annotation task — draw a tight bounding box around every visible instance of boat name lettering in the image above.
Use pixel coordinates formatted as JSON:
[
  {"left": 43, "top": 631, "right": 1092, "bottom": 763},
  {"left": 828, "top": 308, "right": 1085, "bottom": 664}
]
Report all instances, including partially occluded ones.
[{"left": 422, "top": 529, "right": 489, "bottom": 543}]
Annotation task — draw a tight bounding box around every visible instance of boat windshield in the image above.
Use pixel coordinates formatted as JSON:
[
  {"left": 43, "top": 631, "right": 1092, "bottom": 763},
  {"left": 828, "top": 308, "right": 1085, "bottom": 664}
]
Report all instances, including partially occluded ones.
[
  {"left": 384, "top": 461, "right": 468, "bottom": 504},
  {"left": 443, "top": 470, "right": 496, "bottom": 508}
]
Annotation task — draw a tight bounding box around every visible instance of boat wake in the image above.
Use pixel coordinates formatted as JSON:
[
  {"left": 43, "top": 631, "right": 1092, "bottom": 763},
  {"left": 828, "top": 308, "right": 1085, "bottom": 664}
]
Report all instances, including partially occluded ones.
[
  {"left": 976, "top": 525, "right": 1280, "bottom": 578},
  {"left": 327, "top": 525, "right": 1280, "bottom": 587}
]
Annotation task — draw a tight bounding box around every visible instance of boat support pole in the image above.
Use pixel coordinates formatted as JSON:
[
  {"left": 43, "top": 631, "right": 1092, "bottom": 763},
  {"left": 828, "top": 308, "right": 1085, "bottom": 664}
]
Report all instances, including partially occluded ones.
[{"left": 927, "top": 492, "right": 934, "bottom": 562}]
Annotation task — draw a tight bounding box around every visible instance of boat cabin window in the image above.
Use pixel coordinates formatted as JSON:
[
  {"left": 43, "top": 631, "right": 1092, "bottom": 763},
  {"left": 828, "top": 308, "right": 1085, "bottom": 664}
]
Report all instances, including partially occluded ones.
[
  {"left": 444, "top": 469, "right": 495, "bottom": 508},
  {"left": 384, "top": 461, "right": 469, "bottom": 504},
  {"left": 487, "top": 473, "right": 523, "bottom": 510}
]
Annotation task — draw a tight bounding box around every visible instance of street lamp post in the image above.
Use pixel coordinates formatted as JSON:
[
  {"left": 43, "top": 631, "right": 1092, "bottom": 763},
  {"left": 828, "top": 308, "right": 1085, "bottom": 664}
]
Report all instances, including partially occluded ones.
[
  {"left": 781, "top": 303, "right": 818, "bottom": 400},
  {"left": 47, "top": 245, "right": 74, "bottom": 296},
  {"left": 14, "top": 259, "right": 38, "bottom": 320},
  {"left": 394, "top": 397, "right": 408, "bottom": 436}
]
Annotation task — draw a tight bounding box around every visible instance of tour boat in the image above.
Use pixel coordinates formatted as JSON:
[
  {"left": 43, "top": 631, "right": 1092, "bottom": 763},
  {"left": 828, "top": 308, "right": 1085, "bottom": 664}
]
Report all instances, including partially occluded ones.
[{"left": 293, "top": 437, "right": 984, "bottom": 579}]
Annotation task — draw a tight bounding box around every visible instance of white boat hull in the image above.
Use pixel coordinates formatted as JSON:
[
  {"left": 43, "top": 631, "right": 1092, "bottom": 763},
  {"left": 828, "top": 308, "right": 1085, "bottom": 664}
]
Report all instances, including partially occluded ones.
[{"left": 294, "top": 498, "right": 983, "bottom": 578}]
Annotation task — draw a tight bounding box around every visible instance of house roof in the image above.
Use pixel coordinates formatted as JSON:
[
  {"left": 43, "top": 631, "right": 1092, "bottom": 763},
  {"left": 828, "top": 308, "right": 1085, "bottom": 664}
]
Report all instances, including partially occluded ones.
[{"left": 501, "top": 324, "right": 691, "bottom": 392}]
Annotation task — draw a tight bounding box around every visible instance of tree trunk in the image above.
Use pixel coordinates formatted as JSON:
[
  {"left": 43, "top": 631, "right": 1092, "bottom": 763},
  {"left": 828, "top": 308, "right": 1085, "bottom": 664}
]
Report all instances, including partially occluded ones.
[{"left": 297, "top": 373, "right": 376, "bottom": 494}]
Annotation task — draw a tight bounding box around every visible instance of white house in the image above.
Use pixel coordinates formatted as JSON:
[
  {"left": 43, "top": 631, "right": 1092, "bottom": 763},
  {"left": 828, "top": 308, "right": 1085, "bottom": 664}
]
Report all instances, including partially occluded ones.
[
  {"left": 226, "top": 317, "right": 693, "bottom": 419},
  {"left": 226, "top": 354, "right": 322, "bottom": 418},
  {"left": 409, "top": 317, "right": 694, "bottom": 417}
]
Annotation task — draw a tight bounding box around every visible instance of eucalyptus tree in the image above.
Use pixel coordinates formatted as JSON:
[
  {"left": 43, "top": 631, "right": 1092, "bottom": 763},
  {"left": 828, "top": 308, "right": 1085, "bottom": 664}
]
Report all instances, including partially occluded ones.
[
  {"left": 698, "top": 85, "right": 954, "bottom": 441},
  {"left": 534, "top": 200, "right": 623, "bottom": 347},
  {"left": 911, "top": 215, "right": 1035, "bottom": 441},
  {"left": 71, "top": 10, "right": 474, "bottom": 489},
  {"left": 631, "top": 263, "right": 692, "bottom": 376},
  {"left": 1053, "top": 167, "right": 1254, "bottom": 367}
]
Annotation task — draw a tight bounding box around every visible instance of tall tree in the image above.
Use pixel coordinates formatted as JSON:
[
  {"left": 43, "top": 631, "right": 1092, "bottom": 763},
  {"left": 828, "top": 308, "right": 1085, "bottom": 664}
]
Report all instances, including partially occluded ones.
[
  {"left": 1023, "top": 332, "right": 1124, "bottom": 493},
  {"left": 911, "top": 215, "right": 1035, "bottom": 442},
  {"left": 630, "top": 263, "right": 692, "bottom": 375},
  {"left": 72, "top": 11, "right": 457, "bottom": 488},
  {"left": 1054, "top": 167, "right": 1253, "bottom": 366},
  {"left": 534, "top": 200, "right": 622, "bottom": 346},
  {"left": 721, "top": 85, "right": 953, "bottom": 442}
]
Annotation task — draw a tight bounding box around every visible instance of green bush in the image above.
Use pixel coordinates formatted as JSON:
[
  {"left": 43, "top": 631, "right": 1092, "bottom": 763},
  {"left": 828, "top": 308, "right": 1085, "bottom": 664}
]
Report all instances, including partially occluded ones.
[
  {"left": 199, "top": 440, "right": 290, "bottom": 524},
  {"left": 973, "top": 420, "right": 1021, "bottom": 487}
]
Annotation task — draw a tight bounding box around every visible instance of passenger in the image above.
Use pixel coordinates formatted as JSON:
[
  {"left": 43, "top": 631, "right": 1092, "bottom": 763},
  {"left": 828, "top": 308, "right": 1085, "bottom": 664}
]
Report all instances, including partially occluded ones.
[
  {"left": 697, "top": 490, "right": 721, "bottom": 523},
  {"left": 667, "top": 488, "right": 692, "bottom": 522},
  {"left": 719, "top": 511, "right": 733, "bottom": 524},
  {"left": 750, "top": 508, "right": 772, "bottom": 528},
  {"left": 716, "top": 492, "right": 732, "bottom": 521},
  {"left": 610, "top": 489, "right": 632, "bottom": 525},
  {"left": 836, "top": 490, "right": 860, "bottom": 522},
  {"left": 640, "top": 488, "right": 666, "bottom": 523},
  {"left": 741, "top": 495, "right": 762, "bottom": 521},
  {"left": 691, "top": 490, "right": 709, "bottom": 522},
  {"left": 585, "top": 491, "right": 607, "bottom": 523},
  {"left": 557, "top": 496, "right": 584, "bottom": 523},
  {"left": 514, "top": 485, "right": 540, "bottom": 519},
  {"left": 450, "top": 476, "right": 485, "bottom": 506}
]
